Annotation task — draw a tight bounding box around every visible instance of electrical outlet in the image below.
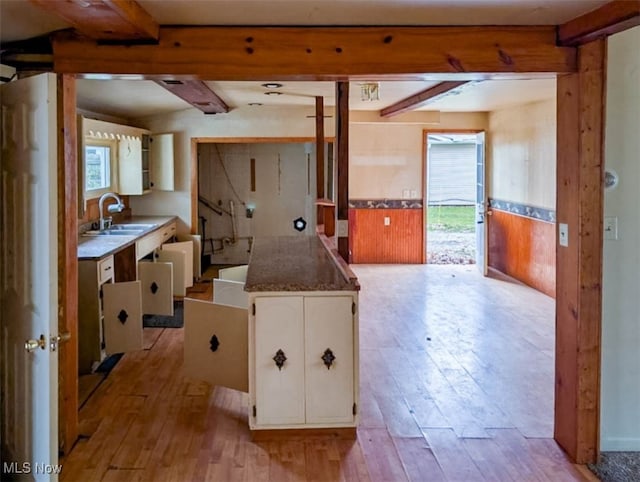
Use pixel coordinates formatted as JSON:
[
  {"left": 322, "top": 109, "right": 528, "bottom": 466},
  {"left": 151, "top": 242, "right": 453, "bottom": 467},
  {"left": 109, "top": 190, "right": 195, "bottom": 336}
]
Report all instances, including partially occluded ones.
[
  {"left": 402, "top": 189, "right": 410, "bottom": 199},
  {"left": 384, "top": 216, "right": 391, "bottom": 226},
  {"left": 410, "top": 190, "right": 417, "bottom": 198},
  {"left": 337, "top": 220, "right": 348, "bottom": 237}
]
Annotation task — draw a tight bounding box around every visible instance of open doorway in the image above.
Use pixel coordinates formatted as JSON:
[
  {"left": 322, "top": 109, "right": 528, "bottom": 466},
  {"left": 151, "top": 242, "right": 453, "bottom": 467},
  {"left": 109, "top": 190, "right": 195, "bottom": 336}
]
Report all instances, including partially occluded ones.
[{"left": 425, "top": 131, "right": 485, "bottom": 269}]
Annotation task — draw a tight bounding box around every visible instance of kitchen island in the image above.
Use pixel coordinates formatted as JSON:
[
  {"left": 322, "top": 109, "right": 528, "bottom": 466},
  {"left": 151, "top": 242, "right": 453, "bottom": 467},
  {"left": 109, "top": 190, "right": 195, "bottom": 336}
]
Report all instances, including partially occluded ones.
[{"left": 245, "top": 236, "right": 360, "bottom": 433}]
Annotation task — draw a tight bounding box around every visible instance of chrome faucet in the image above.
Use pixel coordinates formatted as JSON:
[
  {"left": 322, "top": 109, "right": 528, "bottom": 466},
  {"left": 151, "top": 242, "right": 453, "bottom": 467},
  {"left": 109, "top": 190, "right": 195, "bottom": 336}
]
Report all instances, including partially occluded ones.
[{"left": 98, "top": 192, "right": 125, "bottom": 230}]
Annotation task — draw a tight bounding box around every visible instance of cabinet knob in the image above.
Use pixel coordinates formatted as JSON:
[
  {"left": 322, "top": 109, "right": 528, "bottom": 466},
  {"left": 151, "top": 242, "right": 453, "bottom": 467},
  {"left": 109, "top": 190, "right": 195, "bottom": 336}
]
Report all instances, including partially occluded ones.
[
  {"left": 273, "top": 349, "right": 287, "bottom": 371},
  {"left": 321, "top": 348, "right": 336, "bottom": 370},
  {"left": 150, "top": 282, "right": 159, "bottom": 294}
]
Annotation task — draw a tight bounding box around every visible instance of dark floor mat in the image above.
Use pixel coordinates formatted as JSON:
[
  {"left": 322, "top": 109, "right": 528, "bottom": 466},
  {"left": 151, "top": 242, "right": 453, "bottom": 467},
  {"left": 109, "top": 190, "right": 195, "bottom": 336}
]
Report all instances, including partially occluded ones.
[
  {"left": 589, "top": 452, "right": 640, "bottom": 482},
  {"left": 143, "top": 300, "right": 183, "bottom": 328}
]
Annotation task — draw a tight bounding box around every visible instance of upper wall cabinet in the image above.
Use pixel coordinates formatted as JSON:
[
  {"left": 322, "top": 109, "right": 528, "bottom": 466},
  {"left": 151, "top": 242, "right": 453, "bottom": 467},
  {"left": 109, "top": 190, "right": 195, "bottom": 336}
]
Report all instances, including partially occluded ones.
[
  {"left": 119, "top": 132, "right": 175, "bottom": 195},
  {"left": 80, "top": 116, "right": 174, "bottom": 198}
]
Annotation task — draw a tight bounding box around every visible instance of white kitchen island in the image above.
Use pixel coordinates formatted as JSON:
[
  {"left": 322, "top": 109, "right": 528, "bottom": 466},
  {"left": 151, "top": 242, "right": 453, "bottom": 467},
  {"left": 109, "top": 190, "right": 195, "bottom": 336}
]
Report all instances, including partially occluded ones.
[{"left": 244, "top": 236, "right": 360, "bottom": 434}]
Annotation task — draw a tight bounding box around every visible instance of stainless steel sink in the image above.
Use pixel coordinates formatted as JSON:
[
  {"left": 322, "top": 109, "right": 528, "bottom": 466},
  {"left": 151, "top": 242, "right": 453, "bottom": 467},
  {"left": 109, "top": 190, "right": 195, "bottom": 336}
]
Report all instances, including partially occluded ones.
[
  {"left": 83, "top": 229, "right": 143, "bottom": 236},
  {"left": 110, "top": 223, "right": 156, "bottom": 230}
]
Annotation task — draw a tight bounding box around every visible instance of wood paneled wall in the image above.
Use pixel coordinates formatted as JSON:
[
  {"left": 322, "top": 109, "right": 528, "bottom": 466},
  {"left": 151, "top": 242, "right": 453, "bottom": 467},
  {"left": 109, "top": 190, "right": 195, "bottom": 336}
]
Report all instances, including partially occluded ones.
[
  {"left": 349, "top": 209, "right": 423, "bottom": 264},
  {"left": 488, "top": 209, "right": 555, "bottom": 298}
]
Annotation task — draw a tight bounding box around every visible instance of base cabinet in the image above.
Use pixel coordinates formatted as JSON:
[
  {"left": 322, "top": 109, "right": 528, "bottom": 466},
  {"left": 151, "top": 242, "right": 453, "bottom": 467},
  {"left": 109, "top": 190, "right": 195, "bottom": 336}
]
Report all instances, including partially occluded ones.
[{"left": 250, "top": 292, "right": 358, "bottom": 430}]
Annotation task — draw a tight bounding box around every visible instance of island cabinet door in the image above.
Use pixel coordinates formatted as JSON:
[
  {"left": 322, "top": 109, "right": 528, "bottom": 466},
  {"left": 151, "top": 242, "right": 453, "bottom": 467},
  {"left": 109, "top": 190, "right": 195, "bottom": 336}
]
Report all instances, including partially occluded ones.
[
  {"left": 254, "top": 296, "right": 305, "bottom": 426},
  {"left": 102, "top": 281, "right": 143, "bottom": 355},
  {"left": 183, "top": 299, "right": 248, "bottom": 393},
  {"left": 304, "top": 296, "right": 355, "bottom": 424}
]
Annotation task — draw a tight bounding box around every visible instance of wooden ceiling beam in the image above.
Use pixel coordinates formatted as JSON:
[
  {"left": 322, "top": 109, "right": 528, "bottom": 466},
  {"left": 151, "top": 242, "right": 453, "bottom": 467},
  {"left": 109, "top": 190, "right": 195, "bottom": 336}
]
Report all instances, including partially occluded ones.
[
  {"left": 557, "top": 0, "right": 640, "bottom": 46},
  {"left": 52, "top": 26, "right": 576, "bottom": 78},
  {"left": 154, "top": 79, "right": 229, "bottom": 114},
  {"left": 29, "top": 0, "right": 159, "bottom": 42},
  {"left": 380, "top": 81, "right": 469, "bottom": 117}
]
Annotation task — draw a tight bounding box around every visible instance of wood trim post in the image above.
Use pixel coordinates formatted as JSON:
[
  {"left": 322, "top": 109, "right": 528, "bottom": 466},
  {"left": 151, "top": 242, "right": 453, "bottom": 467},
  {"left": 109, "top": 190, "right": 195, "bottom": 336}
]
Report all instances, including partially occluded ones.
[
  {"left": 316, "top": 96, "right": 325, "bottom": 200},
  {"left": 191, "top": 138, "right": 198, "bottom": 234},
  {"left": 335, "top": 82, "right": 350, "bottom": 262},
  {"left": 57, "top": 73, "right": 78, "bottom": 454},
  {"left": 555, "top": 38, "right": 605, "bottom": 464}
]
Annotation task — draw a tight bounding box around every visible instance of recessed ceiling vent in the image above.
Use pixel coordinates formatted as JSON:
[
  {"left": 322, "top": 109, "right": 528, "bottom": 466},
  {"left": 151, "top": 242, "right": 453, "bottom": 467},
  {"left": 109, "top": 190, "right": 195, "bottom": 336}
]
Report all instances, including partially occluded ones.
[{"left": 162, "top": 80, "right": 184, "bottom": 85}]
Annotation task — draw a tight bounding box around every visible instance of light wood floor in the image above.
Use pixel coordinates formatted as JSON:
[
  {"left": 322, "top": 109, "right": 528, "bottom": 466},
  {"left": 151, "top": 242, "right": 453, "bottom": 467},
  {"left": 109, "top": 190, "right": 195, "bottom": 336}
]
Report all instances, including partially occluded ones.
[{"left": 61, "top": 265, "right": 597, "bottom": 481}]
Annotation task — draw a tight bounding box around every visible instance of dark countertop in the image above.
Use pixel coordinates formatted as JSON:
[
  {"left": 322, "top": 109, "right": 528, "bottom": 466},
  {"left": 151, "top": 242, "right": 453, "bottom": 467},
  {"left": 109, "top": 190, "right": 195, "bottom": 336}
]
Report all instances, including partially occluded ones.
[
  {"left": 245, "top": 236, "right": 359, "bottom": 292},
  {"left": 77, "top": 216, "right": 177, "bottom": 260}
]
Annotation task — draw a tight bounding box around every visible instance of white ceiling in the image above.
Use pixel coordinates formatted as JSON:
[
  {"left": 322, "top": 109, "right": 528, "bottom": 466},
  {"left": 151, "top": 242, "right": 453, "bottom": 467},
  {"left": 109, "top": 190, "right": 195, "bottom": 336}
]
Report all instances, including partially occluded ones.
[
  {"left": 76, "top": 78, "right": 556, "bottom": 119},
  {"left": 0, "top": 0, "right": 609, "bottom": 43}
]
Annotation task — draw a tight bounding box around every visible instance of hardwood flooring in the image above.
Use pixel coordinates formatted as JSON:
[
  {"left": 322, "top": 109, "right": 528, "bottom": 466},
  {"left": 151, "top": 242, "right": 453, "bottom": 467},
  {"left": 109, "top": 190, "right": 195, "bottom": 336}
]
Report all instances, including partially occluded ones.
[{"left": 61, "top": 265, "right": 595, "bottom": 481}]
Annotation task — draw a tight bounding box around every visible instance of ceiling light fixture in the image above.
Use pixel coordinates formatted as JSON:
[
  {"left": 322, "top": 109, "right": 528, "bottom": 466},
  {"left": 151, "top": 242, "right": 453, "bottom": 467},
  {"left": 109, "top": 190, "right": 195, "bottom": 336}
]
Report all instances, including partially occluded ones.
[
  {"left": 262, "top": 83, "right": 283, "bottom": 89},
  {"left": 248, "top": 102, "right": 263, "bottom": 106},
  {"left": 360, "top": 82, "right": 380, "bottom": 101},
  {"left": 264, "top": 91, "right": 283, "bottom": 96}
]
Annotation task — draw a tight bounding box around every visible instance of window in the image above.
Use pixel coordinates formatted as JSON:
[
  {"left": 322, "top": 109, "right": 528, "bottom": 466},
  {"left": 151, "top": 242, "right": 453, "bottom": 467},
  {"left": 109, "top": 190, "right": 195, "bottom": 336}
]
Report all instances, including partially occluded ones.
[{"left": 85, "top": 144, "right": 111, "bottom": 191}]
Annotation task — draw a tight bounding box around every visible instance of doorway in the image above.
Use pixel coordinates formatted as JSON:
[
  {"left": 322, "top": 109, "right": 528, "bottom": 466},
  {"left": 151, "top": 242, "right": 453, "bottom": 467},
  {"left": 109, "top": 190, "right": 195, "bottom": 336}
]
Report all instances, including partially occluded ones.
[{"left": 424, "top": 131, "right": 485, "bottom": 271}]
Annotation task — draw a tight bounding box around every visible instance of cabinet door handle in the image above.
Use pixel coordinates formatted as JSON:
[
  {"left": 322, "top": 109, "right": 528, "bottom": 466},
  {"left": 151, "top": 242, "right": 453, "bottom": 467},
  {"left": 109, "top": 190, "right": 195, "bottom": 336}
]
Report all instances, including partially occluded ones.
[
  {"left": 117, "top": 309, "right": 129, "bottom": 324},
  {"left": 321, "top": 348, "right": 336, "bottom": 370},
  {"left": 273, "top": 349, "right": 287, "bottom": 371},
  {"left": 209, "top": 334, "right": 220, "bottom": 352},
  {"left": 150, "top": 282, "right": 159, "bottom": 294}
]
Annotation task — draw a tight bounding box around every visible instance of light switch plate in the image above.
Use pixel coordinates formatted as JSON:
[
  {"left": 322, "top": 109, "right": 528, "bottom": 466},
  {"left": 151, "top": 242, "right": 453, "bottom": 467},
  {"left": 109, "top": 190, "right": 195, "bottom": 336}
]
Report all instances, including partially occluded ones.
[
  {"left": 559, "top": 223, "right": 569, "bottom": 247},
  {"left": 384, "top": 216, "right": 390, "bottom": 226},
  {"left": 604, "top": 216, "right": 618, "bottom": 240}
]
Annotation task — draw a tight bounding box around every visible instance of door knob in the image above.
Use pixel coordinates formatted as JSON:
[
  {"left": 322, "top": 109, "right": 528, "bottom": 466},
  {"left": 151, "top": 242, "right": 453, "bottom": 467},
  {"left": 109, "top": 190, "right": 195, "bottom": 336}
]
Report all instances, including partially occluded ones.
[{"left": 25, "top": 335, "right": 46, "bottom": 352}]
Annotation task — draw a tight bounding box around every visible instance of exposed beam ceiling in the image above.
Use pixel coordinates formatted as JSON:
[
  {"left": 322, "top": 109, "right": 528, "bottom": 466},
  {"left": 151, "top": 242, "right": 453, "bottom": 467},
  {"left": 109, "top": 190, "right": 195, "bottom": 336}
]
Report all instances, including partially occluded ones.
[
  {"left": 51, "top": 26, "right": 577, "bottom": 78},
  {"left": 557, "top": 0, "right": 640, "bottom": 46},
  {"left": 29, "top": 0, "right": 159, "bottom": 42},
  {"left": 155, "top": 79, "right": 230, "bottom": 114},
  {"left": 380, "top": 81, "right": 469, "bottom": 117}
]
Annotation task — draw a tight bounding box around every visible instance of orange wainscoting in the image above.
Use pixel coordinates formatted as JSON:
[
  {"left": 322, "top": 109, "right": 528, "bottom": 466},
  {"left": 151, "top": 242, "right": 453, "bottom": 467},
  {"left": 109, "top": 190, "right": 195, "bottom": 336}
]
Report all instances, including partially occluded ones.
[
  {"left": 488, "top": 209, "right": 555, "bottom": 298},
  {"left": 349, "top": 208, "right": 423, "bottom": 264}
]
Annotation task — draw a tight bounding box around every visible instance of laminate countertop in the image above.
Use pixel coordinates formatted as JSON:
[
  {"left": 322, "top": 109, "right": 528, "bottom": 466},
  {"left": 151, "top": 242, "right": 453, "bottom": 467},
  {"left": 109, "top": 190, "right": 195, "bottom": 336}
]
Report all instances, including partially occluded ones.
[
  {"left": 77, "top": 216, "right": 177, "bottom": 260},
  {"left": 245, "top": 236, "right": 359, "bottom": 292}
]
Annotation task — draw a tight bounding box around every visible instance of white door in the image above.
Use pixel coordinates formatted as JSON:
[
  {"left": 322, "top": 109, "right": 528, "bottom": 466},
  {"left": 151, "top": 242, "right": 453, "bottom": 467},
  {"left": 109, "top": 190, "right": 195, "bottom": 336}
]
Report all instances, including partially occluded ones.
[
  {"left": 1, "top": 74, "right": 61, "bottom": 477},
  {"left": 304, "top": 296, "right": 354, "bottom": 424},
  {"left": 475, "top": 132, "right": 488, "bottom": 275}
]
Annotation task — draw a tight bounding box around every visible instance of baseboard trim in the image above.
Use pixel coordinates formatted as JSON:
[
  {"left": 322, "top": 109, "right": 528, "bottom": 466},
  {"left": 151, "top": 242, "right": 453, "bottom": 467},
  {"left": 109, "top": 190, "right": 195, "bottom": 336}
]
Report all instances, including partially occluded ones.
[
  {"left": 250, "top": 427, "right": 357, "bottom": 441},
  {"left": 600, "top": 437, "right": 640, "bottom": 451}
]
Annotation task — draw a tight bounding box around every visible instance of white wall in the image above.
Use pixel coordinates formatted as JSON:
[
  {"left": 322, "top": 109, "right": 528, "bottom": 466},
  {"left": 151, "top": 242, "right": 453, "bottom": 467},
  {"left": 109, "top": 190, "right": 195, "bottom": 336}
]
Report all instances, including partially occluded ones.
[
  {"left": 131, "top": 106, "right": 487, "bottom": 230},
  {"left": 601, "top": 26, "right": 640, "bottom": 451},
  {"left": 131, "top": 105, "right": 328, "bottom": 233},
  {"left": 488, "top": 98, "right": 556, "bottom": 209},
  {"left": 199, "top": 142, "right": 316, "bottom": 264},
  {"left": 350, "top": 112, "right": 487, "bottom": 199}
]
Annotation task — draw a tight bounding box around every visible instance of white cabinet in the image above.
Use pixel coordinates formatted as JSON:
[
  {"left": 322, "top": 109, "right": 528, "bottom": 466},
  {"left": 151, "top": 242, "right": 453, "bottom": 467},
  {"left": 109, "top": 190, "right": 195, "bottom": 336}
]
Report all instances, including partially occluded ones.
[
  {"left": 249, "top": 293, "right": 358, "bottom": 430},
  {"left": 118, "top": 132, "right": 174, "bottom": 195},
  {"left": 78, "top": 255, "right": 114, "bottom": 374},
  {"left": 78, "top": 220, "right": 181, "bottom": 373}
]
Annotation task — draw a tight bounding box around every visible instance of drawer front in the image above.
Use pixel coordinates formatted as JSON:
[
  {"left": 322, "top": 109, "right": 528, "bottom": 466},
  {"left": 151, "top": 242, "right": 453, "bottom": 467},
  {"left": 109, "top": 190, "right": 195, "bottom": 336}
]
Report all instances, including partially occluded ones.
[
  {"left": 160, "top": 222, "right": 176, "bottom": 243},
  {"left": 136, "top": 230, "right": 162, "bottom": 260},
  {"left": 98, "top": 256, "right": 114, "bottom": 284}
]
